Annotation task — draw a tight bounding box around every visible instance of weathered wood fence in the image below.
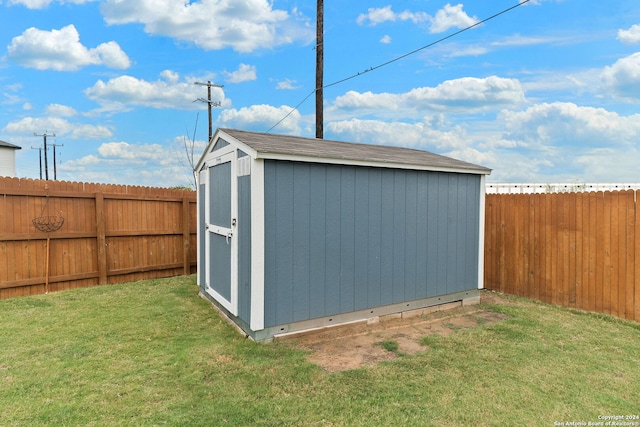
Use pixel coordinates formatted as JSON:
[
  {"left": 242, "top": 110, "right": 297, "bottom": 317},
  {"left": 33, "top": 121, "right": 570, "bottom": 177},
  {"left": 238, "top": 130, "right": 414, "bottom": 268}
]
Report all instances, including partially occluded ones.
[
  {"left": 484, "top": 190, "right": 639, "bottom": 322},
  {"left": 0, "top": 177, "right": 196, "bottom": 299}
]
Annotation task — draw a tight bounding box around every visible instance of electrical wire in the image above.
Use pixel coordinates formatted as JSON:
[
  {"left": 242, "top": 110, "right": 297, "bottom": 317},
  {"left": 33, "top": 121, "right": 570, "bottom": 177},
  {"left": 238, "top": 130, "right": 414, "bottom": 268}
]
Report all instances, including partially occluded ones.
[
  {"left": 266, "top": 89, "right": 316, "bottom": 133},
  {"left": 266, "top": 0, "right": 531, "bottom": 133}
]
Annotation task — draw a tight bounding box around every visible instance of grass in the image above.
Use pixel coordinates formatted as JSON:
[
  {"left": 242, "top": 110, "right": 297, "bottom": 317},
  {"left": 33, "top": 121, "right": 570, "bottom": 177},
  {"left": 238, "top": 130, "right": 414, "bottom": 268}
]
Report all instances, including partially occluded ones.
[
  {"left": 375, "top": 340, "right": 399, "bottom": 353},
  {"left": 1, "top": 276, "right": 639, "bottom": 426}
]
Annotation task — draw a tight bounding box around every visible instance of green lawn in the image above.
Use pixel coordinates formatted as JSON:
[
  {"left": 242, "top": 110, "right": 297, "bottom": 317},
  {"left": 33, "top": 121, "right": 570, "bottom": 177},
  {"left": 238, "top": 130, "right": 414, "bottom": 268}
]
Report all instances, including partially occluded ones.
[{"left": 1, "top": 276, "right": 639, "bottom": 426}]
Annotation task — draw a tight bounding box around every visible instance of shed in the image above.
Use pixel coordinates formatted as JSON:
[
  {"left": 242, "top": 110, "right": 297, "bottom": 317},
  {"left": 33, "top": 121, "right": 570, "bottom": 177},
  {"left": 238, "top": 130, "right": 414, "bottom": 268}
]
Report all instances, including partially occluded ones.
[
  {"left": 0, "top": 140, "right": 21, "bottom": 178},
  {"left": 196, "top": 128, "right": 491, "bottom": 340}
]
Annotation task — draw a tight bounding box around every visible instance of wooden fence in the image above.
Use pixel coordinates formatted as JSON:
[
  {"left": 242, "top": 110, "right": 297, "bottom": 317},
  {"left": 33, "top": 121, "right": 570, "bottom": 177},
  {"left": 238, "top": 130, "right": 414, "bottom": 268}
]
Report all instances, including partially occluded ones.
[
  {"left": 4, "top": 177, "right": 639, "bottom": 324},
  {"left": 0, "top": 177, "right": 197, "bottom": 299},
  {"left": 484, "top": 190, "right": 640, "bottom": 322}
]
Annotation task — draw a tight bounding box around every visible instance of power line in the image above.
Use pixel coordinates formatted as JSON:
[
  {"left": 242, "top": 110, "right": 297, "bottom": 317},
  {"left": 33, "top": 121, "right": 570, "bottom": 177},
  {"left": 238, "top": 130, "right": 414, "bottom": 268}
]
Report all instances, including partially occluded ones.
[
  {"left": 266, "top": 0, "right": 531, "bottom": 133},
  {"left": 266, "top": 90, "right": 315, "bottom": 133}
]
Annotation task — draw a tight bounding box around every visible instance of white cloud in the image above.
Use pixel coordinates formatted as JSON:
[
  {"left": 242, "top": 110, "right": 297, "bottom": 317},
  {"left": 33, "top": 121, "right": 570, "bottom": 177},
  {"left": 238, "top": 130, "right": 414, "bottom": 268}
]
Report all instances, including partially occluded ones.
[
  {"left": 447, "top": 46, "right": 489, "bottom": 58},
  {"left": 356, "top": 6, "right": 429, "bottom": 26},
  {"left": 501, "top": 102, "right": 640, "bottom": 146},
  {"left": 217, "top": 104, "right": 302, "bottom": 135},
  {"left": 412, "top": 76, "right": 525, "bottom": 110},
  {"left": 3, "top": 116, "right": 113, "bottom": 139},
  {"left": 1, "top": 84, "right": 24, "bottom": 106},
  {"left": 574, "top": 147, "right": 640, "bottom": 181},
  {"left": 223, "top": 64, "right": 257, "bottom": 83},
  {"left": 6, "top": 25, "right": 130, "bottom": 71},
  {"left": 160, "top": 70, "right": 180, "bottom": 84},
  {"left": 324, "top": 99, "right": 640, "bottom": 183},
  {"left": 601, "top": 52, "right": 640, "bottom": 100},
  {"left": 276, "top": 79, "right": 300, "bottom": 90},
  {"left": 60, "top": 139, "right": 200, "bottom": 187},
  {"left": 492, "top": 34, "right": 574, "bottom": 47},
  {"left": 357, "top": 6, "right": 395, "bottom": 26},
  {"left": 330, "top": 76, "right": 525, "bottom": 118},
  {"left": 7, "top": 0, "right": 95, "bottom": 9},
  {"left": 327, "top": 118, "right": 471, "bottom": 153},
  {"left": 84, "top": 71, "right": 229, "bottom": 112},
  {"left": 356, "top": 3, "right": 478, "bottom": 33},
  {"left": 380, "top": 35, "right": 392, "bottom": 44},
  {"left": 493, "top": 102, "right": 640, "bottom": 180},
  {"left": 3, "top": 116, "right": 72, "bottom": 134},
  {"left": 617, "top": 24, "right": 640, "bottom": 44},
  {"left": 46, "top": 104, "right": 78, "bottom": 117},
  {"left": 70, "top": 124, "right": 113, "bottom": 139},
  {"left": 428, "top": 3, "right": 478, "bottom": 34},
  {"left": 100, "top": 0, "right": 314, "bottom": 53},
  {"left": 98, "top": 141, "right": 165, "bottom": 161}
]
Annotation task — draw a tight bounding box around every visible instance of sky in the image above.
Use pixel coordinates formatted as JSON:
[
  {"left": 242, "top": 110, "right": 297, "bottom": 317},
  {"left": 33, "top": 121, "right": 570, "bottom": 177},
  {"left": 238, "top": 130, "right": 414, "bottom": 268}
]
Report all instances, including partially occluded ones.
[{"left": 1, "top": 0, "right": 640, "bottom": 188}]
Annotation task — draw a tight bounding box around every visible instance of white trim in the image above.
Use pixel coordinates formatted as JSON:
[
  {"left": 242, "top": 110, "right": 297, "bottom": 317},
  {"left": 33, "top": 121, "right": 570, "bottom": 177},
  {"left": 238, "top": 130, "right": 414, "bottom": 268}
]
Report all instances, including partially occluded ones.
[
  {"left": 196, "top": 129, "right": 259, "bottom": 172},
  {"left": 478, "top": 175, "right": 486, "bottom": 290},
  {"left": 250, "top": 158, "right": 265, "bottom": 331},
  {"left": 254, "top": 152, "right": 490, "bottom": 175},
  {"left": 197, "top": 169, "right": 207, "bottom": 288}
]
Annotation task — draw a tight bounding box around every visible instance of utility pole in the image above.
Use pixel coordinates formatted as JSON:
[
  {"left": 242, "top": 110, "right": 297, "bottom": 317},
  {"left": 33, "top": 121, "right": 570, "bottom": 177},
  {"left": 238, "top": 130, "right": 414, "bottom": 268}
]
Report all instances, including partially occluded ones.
[
  {"left": 316, "top": 0, "right": 324, "bottom": 139},
  {"left": 31, "top": 146, "right": 44, "bottom": 180},
  {"left": 50, "top": 143, "right": 64, "bottom": 180},
  {"left": 194, "top": 81, "right": 223, "bottom": 141},
  {"left": 34, "top": 132, "right": 55, "bottom": 180}
]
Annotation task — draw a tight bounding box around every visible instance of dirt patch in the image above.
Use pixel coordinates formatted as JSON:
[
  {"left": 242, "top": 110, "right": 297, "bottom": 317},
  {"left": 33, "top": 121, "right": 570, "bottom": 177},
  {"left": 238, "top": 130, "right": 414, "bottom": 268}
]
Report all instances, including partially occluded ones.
[{"left": 277, "top": 292, "right": 508, "bottom": 372}]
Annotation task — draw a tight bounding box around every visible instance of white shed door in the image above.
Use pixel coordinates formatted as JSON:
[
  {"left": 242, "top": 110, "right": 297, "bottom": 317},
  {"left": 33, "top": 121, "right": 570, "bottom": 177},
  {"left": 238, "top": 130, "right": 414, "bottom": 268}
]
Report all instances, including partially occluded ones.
[{"left": 205, "top": 151, "right": 237, "bottom": 314}]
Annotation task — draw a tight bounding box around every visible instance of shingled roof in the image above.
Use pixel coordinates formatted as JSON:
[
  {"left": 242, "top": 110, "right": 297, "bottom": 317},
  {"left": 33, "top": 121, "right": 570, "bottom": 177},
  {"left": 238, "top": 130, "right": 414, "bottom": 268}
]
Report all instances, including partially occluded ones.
[
  {"left": 0, "top": 140, "right": 21, "bottom": 150},
  {"left": 218, "top": 128, "right": 490, "bottom": 174}
]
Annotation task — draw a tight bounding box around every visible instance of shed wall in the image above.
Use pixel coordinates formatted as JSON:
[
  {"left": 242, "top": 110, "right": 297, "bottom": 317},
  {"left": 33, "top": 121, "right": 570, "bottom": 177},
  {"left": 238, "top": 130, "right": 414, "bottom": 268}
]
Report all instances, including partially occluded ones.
[
  {"left": 263, "top": 160, "right": 481, "bottom": 327},
  {"left": 237, "top": 173, "right": 252, "bottom": 323},
  {"left": 0, "top": 150, "right": 17, "bottom": 178}
]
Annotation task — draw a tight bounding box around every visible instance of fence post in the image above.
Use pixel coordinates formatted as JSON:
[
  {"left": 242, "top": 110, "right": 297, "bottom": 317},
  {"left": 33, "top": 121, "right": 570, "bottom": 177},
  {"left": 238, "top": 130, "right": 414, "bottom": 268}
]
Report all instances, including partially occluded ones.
[
  {"left": 182, "top": 196, "right": 191, "bottom": 275},
  {"left": 95, "top": 192, "right": 108, "bottom": 285}
]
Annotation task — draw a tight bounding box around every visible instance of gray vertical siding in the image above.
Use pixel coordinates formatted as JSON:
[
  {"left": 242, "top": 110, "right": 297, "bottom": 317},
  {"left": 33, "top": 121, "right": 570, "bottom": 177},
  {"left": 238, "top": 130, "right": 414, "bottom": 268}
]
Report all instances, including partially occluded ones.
[
  {"left": 263, "top": 160, "right": 481, "bottom": 327},
  {"left": 237, "top": 174, "right": 252, "bottom": 323}
]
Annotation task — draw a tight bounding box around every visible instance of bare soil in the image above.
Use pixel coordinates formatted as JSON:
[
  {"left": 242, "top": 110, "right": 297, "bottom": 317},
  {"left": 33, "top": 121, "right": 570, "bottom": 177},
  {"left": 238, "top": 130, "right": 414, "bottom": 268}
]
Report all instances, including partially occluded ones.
[{"left": 277, "top": 291, "right": 509, "bottom": 372}]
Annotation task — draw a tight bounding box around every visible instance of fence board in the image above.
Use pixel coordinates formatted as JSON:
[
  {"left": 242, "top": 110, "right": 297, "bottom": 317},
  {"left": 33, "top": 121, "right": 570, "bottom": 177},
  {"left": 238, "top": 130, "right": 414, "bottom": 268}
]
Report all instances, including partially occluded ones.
[
  {"left": 588, "top": 192, "right": 597, "bottom": 312},
  {"left": 624, "top": 191, "right": 635, "bottom": 320},
  {"left": 636, "top": 190, "right": 640, "bottom": 321},
  {"left": 0, "top": 177, "right": 196, "bottom": 299},
  {"left": 574, "top": 193, "right": 585, "bottom": 307},
  {"left": 485, "top": 190, "right": 639, "bottom": 323},
  {"left": 548, "top": 193, "right": 557, "bottom": 305}
]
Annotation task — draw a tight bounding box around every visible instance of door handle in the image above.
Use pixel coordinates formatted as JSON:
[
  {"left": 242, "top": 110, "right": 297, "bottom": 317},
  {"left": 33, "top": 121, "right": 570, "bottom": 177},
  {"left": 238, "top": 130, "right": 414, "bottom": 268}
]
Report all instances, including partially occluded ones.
[{"left": 226, "top": 232, "right": 232, "bottom": 245}]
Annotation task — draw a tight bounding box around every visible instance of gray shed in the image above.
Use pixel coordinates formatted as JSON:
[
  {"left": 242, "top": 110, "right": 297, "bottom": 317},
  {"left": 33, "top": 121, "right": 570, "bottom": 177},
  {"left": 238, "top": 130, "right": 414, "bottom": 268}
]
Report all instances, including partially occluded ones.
[{"left": 196, "top": 128, "right": 491, "bottom": 340}]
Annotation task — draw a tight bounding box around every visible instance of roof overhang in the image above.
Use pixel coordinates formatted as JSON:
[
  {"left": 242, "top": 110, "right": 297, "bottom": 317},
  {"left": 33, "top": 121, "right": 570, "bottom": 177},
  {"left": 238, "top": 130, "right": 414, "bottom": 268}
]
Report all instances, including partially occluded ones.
[{"left": 196, "top": 128, "right": 492, "bottom": 176}]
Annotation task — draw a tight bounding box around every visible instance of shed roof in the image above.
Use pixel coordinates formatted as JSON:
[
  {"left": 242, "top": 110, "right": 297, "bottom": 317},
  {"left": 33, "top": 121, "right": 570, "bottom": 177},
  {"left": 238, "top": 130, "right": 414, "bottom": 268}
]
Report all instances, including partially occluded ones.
[
  {"left": 217, "top": 128, "right": 491, "bottom": 175},
  {"left": 0, "top": 140, "right": 21, "bottom": 150}
]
